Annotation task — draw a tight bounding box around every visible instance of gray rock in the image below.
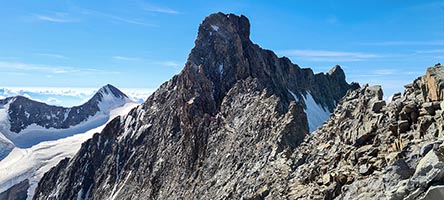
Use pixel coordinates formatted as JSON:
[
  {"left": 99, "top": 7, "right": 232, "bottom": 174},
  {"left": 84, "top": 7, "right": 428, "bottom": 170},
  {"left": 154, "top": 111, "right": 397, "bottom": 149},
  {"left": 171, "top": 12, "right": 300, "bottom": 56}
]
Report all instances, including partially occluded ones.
[
  {"left": 372, "top": 100, "right": 386, "bottom": 113},
  {"left": 422, "top": 185, "right": 444, "bottom": 200},
  {"left": 423, "top": 102, "right": 436, "bottom": 115},
  {"left": 421, "top": 143, "right": 434, "bottom": 157},
  {"left": 0, "top": 179, "right": 28, "bottom": 200},
  {"left": 399, "top": 120, "right": 411, "bottom": 133}
]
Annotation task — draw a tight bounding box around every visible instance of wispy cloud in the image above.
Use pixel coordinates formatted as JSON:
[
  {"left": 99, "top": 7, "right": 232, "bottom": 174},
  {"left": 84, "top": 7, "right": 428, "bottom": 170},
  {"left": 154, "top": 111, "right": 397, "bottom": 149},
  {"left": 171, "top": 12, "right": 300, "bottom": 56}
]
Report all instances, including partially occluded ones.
[
  {"left": 0, "top": 61, "right": 119, "bottom": 75},
  {"left": 279, "top": 49, "right": 380, "bottom": 62},
  {"left": 142, "top": 4, "right": 179, "bottom": 14},
  {"left": 80, "top": 8, "right": 154, "bottom": 26},
  {"left": 98, "top": 12, "right": 148, "bottom": 25},
  {"left": 37, "top": 53, "right": 68, "bottom": 59},
  {"left": 34, "top": 13, "right": 78, "bottom": 23},
  {"left": 112, "top": 56, "right": 142, "bottom": 61},
  {"left": 358, "top": 40, "right": 444, "bottom": 46},
  {"left": 415, "top": 49, "right": 444, "bottom": 54},
  {"left": 156, "top": 61, "right": 181, "bottom": 67}
]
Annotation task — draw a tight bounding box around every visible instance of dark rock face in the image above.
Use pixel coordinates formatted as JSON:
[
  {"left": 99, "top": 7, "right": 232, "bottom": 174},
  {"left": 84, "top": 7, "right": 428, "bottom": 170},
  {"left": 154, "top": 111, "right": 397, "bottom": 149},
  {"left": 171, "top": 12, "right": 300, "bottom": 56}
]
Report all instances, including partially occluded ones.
[
  {"left": 0, "top": 179, "right": 29, "bottom": 200},
  {"left": 0, "top": 84, "right": 128, "bottom": 134},
  {"left": 33, "top": 13, "right": 355, "bottom": 200}
]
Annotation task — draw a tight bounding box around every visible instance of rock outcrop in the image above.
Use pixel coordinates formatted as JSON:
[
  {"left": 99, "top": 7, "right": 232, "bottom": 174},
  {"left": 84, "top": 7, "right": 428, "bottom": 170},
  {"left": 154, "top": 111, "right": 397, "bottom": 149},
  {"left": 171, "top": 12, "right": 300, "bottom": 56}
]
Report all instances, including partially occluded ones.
[
  {"left": 287, "top": 64, "right": 444, "bottom": 199},
  {"left": 33, "top": 13, "right": 355, "bottom": 200}
]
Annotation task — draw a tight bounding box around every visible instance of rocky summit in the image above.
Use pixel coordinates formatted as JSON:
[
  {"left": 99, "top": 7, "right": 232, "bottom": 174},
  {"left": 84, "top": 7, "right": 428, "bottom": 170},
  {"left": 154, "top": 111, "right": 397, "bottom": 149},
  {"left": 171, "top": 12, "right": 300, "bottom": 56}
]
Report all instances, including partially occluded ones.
[{"left": 33, "top": 13, "right": 355, "bottom": 200}]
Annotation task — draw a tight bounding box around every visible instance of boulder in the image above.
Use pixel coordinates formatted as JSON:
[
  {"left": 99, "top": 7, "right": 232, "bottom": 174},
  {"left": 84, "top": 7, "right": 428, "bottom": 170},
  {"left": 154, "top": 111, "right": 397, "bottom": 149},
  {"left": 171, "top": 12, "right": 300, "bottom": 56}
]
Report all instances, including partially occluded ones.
[
  {"left": 371, "top": 100, "right": 386, "bottom": 113},
  {"left": 399, "top": 120, "right": 410, "bottom": 133},
  {"left": 423, "top": 102, "right": 436, "bottom": 115},
  {"left": 422, "top": 185, "right": 444, "bottom": 200}
]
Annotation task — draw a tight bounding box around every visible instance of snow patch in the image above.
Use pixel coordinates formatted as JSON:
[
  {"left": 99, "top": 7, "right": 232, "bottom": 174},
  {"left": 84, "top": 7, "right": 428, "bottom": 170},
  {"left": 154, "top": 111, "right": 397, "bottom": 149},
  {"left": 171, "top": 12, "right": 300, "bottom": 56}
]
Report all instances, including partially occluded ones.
[
  {"left": 187, "top": 97, "right": 196, "bottom": 105},
  {"left": 219, "top": 63, "right": 224, "bottom": 79},
  {"left": 211, "top": 25, "right": 219, "bottom": 31},
  {"left": 289, "top": 90, "right": 331, "bottom": 132},
  {"left": 288, "top": 90, "right": 300, "bottom": 102}
]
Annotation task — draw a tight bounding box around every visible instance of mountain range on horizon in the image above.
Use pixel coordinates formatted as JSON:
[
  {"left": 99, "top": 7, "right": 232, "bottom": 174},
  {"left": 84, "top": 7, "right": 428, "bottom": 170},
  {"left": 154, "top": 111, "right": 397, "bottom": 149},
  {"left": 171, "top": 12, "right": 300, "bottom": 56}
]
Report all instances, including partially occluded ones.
[
  {"left": 0, "top": 86, "right": 151, "bottom": 108},
  {"left": 0, "top": 84, "right": 140, "bottom": 199},
  {"left": 0, "top": 11, "right": 442, "bottom": 200}
]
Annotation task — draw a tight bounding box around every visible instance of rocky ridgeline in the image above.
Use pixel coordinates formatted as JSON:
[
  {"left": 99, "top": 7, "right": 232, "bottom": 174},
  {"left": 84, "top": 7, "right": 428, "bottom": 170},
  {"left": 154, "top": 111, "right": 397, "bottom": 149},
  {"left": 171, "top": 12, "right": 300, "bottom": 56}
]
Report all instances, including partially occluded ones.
[
  {"left": 33, "top": 13, "right": 355, "bottom": 200},
  {"left": 288, "top": 63, "right": 444, "bottom": 199}
]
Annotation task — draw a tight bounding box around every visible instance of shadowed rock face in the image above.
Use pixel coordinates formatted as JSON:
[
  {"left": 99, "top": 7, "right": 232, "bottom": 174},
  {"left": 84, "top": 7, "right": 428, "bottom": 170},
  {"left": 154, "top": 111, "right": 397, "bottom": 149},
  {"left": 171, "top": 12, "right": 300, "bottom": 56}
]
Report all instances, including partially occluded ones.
[
  {"left": 0, "top": 179, "right": 29, "bottom": 200},
  {"left": 33, "top": 13, "right": 355, "bottom": 200}
]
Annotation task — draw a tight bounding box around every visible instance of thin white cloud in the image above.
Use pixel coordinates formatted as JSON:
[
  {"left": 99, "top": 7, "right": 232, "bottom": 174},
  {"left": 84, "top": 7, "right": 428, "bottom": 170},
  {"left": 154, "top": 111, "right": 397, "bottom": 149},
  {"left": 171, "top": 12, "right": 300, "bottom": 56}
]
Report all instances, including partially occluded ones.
[
  {"left": 359, "top": 41, "right": 444, "bottom": 46},
  {"left": 112, "top": 56, "right": 142, "bottom": 61},
  {"left": 372, "top": 69, "right": 397, "bottom": 75},
  {"left": 80, "top": 8, "right": 154, "bottom": 26},
  {"left": 156, "top": 61, "right": 181, "bottom": 67},
  {"left": 416, "top": 49, "right": 444, "bottom": 54},
  {"left": 37, "top": 53, "right": 68, "bottom": 59},
  {"left": 279, "top": 50, "right": 380, "bottom": 62},
  {"left": 0, "top": 61, "right": 119, "bottom": 75},
  {"left": 46, "top": 97, "right": 61, "bottom": 104},
  {"left": 142, "top": 4, "right": 179, "bottom": 14},
  {"left": 99, "top": 13, "right": 148, "bottom": 25},
  {"left": 34, "top": 14, "right": 77, "bottom": 23}
]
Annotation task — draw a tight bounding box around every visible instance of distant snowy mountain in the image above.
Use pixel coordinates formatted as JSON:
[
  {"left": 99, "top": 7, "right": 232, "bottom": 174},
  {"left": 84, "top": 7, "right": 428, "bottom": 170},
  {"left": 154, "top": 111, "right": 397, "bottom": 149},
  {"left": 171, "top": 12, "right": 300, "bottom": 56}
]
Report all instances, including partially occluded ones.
[
  {"left": 0, "top": 86, "right": 152, "bottom": 107},
  {"left": 0, "top": 84, "right": 132, "bottom": 158},
  {"left": 0, "top": 101, "right": 139, "bottom": 200},
  {"left": 0, "top": 84, "right": 139, "bottom": 200}
]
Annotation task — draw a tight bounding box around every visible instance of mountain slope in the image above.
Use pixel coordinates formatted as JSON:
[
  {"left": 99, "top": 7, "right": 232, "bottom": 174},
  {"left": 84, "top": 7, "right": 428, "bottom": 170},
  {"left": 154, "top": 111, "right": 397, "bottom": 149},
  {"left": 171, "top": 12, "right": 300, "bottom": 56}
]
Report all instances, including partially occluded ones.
[
  {"left": 0, "top": 84, "right": 131, "bottom": 150},
  {"left": 33, "top": 13, "right": 356, "bottom": 200},
  {"left": 0, "top": 102, "right": 139, "bottom": 200},
  {"left": 0, "top": 85, "right": 138, "bottom": 200}
]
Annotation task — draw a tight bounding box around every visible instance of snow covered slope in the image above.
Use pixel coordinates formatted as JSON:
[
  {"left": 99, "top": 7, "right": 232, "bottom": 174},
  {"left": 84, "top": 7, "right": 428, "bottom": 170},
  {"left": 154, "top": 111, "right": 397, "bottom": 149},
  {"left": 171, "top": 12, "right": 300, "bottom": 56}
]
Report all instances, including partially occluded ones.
[
  {"left": 0, "top": 102, "right": 139, "bottom": 200},
  {"left": 0, "top": 84, "right": 131, "bottom": 154},
  {"left": 290, "top": 90, "right": 331, "bottom": 132},
  {"left": 0, "top": 101, "right": 14, "bottom": 159}
]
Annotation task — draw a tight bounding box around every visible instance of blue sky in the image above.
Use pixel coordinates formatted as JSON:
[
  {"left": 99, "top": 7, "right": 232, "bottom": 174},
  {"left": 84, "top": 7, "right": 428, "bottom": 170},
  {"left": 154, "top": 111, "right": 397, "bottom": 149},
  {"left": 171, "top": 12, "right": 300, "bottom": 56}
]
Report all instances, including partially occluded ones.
[{"left": 1, "top": 0, "right": 443, "bottom": 99}]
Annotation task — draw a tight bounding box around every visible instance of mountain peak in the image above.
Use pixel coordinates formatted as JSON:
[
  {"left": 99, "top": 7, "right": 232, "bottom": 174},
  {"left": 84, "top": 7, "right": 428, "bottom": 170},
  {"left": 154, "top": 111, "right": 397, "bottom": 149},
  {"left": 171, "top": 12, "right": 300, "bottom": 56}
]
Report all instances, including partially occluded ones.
[
  {"left": 198, "top": 12, "right": 250, "bottom": 41},
  {"left": 96, "top": 84, "right": 128, "bottom": 99},
  {"left": 1, "top": 84, "right": 130, "bottom": 137},
  {"left": 328, "top": 65, "right": 344, "bottom": 76}
]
